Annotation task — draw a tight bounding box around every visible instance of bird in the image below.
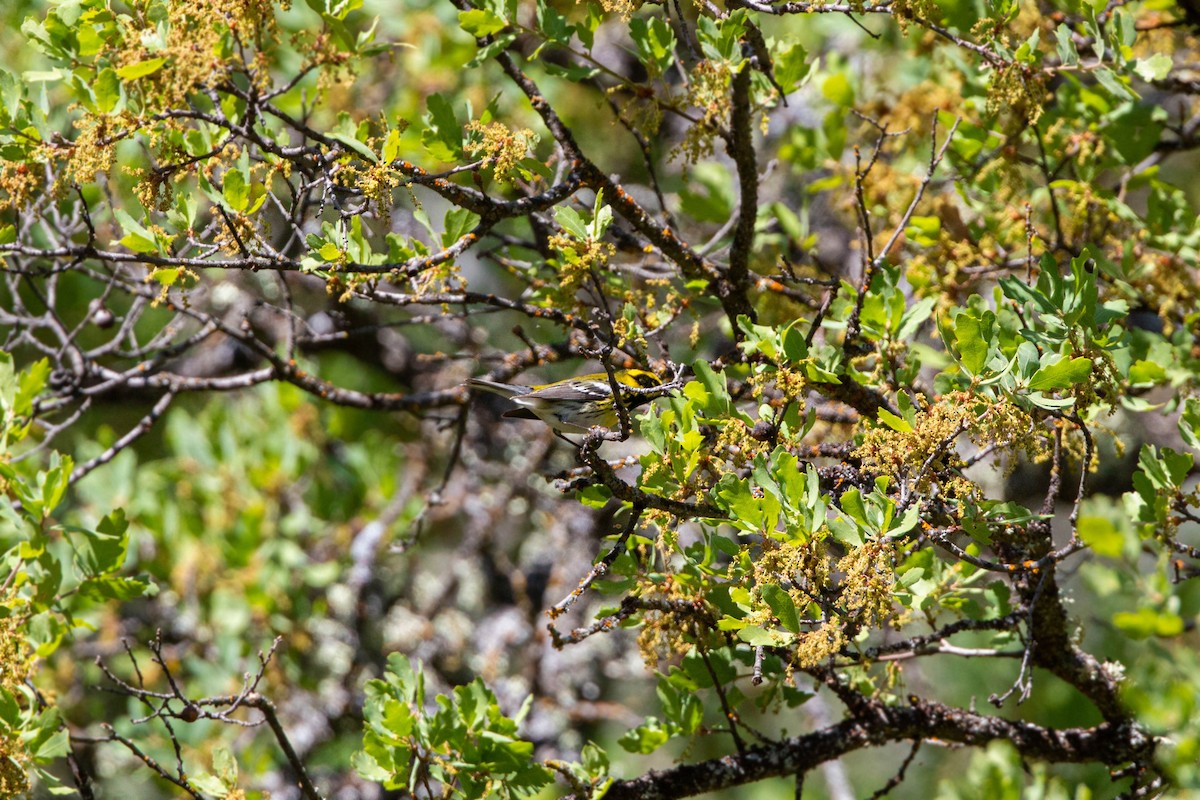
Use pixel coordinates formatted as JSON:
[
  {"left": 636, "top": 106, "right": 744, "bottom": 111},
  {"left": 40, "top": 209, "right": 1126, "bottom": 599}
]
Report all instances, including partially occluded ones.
[{"left": 467, "top": 369, "right": 668, "bottom": 434}]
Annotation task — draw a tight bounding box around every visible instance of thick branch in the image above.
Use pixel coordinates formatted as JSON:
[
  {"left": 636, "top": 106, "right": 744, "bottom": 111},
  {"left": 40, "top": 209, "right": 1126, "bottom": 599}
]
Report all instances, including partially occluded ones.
[
  {"left": 595, "top": 698, "right": 1154, "bottom": 800},
  {"left": 724, "top": 64, "right": 759, "bottom": 328}
]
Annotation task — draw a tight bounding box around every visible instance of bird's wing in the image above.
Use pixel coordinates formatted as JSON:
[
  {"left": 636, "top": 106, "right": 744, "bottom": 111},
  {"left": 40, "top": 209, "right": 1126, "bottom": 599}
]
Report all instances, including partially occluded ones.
[{"left": 524, "top": 380, "right": 608, "bottom": 401}]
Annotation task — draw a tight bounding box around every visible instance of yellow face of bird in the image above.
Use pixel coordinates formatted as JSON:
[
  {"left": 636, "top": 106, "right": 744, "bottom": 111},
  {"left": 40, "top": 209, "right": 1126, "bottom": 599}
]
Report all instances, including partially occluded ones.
[{"left": 614, "top": 369, "right": 664, "bottom": 390}]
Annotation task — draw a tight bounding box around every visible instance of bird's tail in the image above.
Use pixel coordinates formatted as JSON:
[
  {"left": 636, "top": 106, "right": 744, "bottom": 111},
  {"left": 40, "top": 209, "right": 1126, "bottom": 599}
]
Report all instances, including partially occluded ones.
[{"left": 467, "top": 378, "right": 530, "bottom": 399}]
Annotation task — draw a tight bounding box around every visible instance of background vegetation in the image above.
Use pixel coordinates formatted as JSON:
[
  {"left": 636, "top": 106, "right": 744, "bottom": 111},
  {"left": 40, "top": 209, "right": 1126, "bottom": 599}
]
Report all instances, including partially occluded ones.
[{"left": 0, "top": 0, "right": 1199, "bottom": 797}]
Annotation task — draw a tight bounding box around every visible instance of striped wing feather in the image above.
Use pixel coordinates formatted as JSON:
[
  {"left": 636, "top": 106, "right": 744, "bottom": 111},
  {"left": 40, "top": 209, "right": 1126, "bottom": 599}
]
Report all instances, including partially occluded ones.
[{"left": 524, "top": 380, "right": 609, "bottom": 401}]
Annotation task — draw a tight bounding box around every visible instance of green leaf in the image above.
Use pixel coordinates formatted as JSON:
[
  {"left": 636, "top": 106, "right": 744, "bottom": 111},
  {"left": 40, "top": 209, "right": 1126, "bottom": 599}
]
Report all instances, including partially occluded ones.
[
  {"left": 1094, "top": 67, "right": 1138, "bottom": 101},
  {"left": 72, "top": 509, "right": 129, "bottom": 576},
  {"left": 782, "top": 686, "right": 813, "bottom": 708},
  {"left": 466, "top": 31, "right": 517, "bottom": 66},
  {"left": 113, "top": 208, "right": 158, "bottom": 254},
  {"left": 554, "top": 206, "right": 588, "bottom": 239},
  {"left": 536, "top": 0, "right": 574, "bottom": 47},
  {"left": 896, "top": 296, "right": 936, "bottom": 341},
  {"left": 14, "top": 359, "right": 50, "bottom": 416},
  {"left": 581, "top": 741, "right": 609, "bottom": 777},
  {"left": 0, "top": 689, "right": 18, "bottom": 727},
  {"left": 351, "top": 749, "right": 392, "bottom": 782},
  {"left": 1013, "top": 27, "right": 1041, "bottom": 65},
  {"left": 1000, "top": 272, "right": 1057, "bottom": 315},
  {"left": 590, "top": 190, "right": 612, "bottom": 239},
  {"left": 1113, "top": 607, "right": 1184, "bottom": 639},
  {"left": 629, "top": 16, "right": 675, "bottom": 77},
  {"left": 422, "top": 93, "right": 462, "bottom": 161},
  {"left": 27, "top": 613, "right": 64, "bottom": 657},
  {"left": 839, "top": 488, "right": 866, "bottom": 524},
  {"left": 442, "top": 208, "right": 480, "bottom": 246},
  {"left": 149, "top": 267, "right": 182, "bottom": 286},
  {"left": 212, "top": 746, "right": 238, "bottom": 784},
  {"left": 689, "top": 360, "right": 730, "bottom": 416},
  {"left": 1028, "top": 356, "right": 1091, "bottom": 390},
  {"left": 190, "top": 774, "right": 230, "bottom": 795},
  {"left": 1105, "top": 104, "right": 1163, "bottom": 165},
  {"left": 76, "top": 575, "right": 156, "bottom": 600},
  {"left": 115, "top": 57, "right": 166, "bottom": 80},
  {"left": 1133, "top": 53, "right": 1171, "bottom": 82},
  {"left": 32, "top": 728, "right": 68, "bottom": 760},
  {"left": 618, "top": 719, "right": 670, "bottom": 753},
  {"left": 223, "top": 169, "right": 250, "bottom": 212},
  {"left": 1162, "top": 448, "right": 1193, "bottom": 486},
  {"left": 761, "top": 584, "right": 800, "bottom": 633},
  {"left": 1024, "top": 392, "right": 1077, "bottom": 410},
  {"left": 737, "top": 624, "right": 786, "bottom": 646},
  {"left": 774, "top": 42, "right": 811, "bottom": 95},
  {"left": 821, "top": 72, "right": 855, "bottom": 107},
  {"left": 381, "top": 128, "right": 403, "bottom": 163},
  {"left": 576, "top": 2, "right": 601, "bottom": 49},
  {"left": 317, "top": 241, "right": 341, "bottom": 261},
  {"left": 1128, "top": 359, "right": 1166, "bottom": 385},
  {"left": 822, "top": 110, "right": 846, "bottom": 160},
  {"left": 1054, "top": 24, "right": 1078, "bottom": 66},
  {"left": 540, "top": 59, "right": 600, "bottom": 81},
  {"left": 953, "top": 311, "right": 989, "bottom": 374},
  {"left": 38, "top": 452, "right": 72, "bottom": 517},
  {"left": 327, "top": 130, "right": 378, "bottom": 163},
  {"left": 678, "top": 163, "right": 733, "bottom": 223},
  {"left": 876, "top": 408, "right": 913, "bottom": 433},
  {"left": 1180, "top": 398, "right": 1200, "bottom": 452},
  {"left": 94, "top": 67, "right": 120, "bottom": 114},
  {"left": 1078, "top": 515, "right": 1125, "bottom": 559},
  {"left": 712, "top": 471, "right": 779, "bottom": 534},
  {"left": 458, "top": 8, "right": 507, "bottom": 37},
  {"left": 828, "top": 516, "right": 864, "bottom": 547}
]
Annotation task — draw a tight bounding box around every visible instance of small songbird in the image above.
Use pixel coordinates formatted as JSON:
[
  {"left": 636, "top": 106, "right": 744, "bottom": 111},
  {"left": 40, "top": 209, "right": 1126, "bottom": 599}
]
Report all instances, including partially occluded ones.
[{"left": 468, "top": 369, "right": 667, "bottom": 434}]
